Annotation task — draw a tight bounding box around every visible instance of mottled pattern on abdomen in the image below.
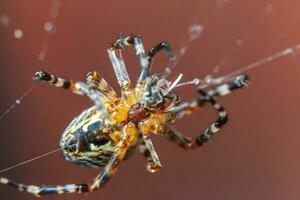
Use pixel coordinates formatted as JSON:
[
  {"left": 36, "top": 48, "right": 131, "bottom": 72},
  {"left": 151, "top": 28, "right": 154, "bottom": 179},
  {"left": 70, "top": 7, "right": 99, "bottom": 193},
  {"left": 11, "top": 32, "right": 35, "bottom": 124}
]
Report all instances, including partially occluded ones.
[{"left": 60, "top": 106, "right": 136, "bottom": 167}]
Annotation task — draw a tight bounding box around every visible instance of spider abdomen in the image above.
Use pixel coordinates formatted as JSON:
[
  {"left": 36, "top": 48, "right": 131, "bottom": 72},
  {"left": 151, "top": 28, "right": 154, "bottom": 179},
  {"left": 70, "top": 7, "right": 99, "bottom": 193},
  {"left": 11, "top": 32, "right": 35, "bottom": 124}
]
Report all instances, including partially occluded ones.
[{"left": 60, "top": 106, "right": 135, "bottom": 167}]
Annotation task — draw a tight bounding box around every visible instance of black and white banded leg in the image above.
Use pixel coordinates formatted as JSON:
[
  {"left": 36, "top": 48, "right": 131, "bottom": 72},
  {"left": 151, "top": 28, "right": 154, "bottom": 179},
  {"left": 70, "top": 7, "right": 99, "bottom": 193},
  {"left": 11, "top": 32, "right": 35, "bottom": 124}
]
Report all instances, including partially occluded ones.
[
  {"left": 0, "top": 124, "right": 134, "bottom": 196},
  {"left": 192, "top": 89, "right": 228, "bottom": 146},
  {"left": 206, "top": 75, "right": 249, "bottom": 98},
  {"left": 33, "top": 70, "right": 79, "bottom": 94},
  {"left": 165, "top": 93, "right": 227, "bottom": 148},
  {"left": 146, "top": 42, "right": 174, "bottom": 69},
  {"left": 166, "top": 75, "right": 249, "bottom": 148}
]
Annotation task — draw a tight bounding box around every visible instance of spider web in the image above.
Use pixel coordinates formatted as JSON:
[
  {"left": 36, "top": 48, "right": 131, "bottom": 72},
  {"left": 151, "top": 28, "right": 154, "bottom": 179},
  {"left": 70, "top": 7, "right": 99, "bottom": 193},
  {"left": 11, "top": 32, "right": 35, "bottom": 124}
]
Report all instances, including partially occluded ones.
[{"left": 0, "top": 0, "right": 299, "bottom": 174}]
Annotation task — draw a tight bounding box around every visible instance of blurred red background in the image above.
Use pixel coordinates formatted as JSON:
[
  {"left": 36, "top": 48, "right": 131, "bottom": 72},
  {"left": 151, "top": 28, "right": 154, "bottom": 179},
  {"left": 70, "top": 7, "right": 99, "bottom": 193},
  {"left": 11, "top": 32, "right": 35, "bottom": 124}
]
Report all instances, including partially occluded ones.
[{"left": 1, "top": 0, "right": 300, "bottom": 199}]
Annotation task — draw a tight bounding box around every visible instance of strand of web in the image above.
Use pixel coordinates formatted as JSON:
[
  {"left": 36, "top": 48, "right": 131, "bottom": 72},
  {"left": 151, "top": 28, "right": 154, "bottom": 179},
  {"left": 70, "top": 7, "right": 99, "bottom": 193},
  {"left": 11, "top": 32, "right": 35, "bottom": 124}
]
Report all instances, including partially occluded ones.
[
  {"left": 167, "top": 42, "right": 300, "bottom": 91},
  {"left": 163, "top": 0, "right": 233, "bottom": 78},
  {"left": 0, "top": 0, "right": 63, "bottom": 173},
  {"left": 0, "top": 144, "right": 76, "bottom": 174},
  {"left": 0, "top": 85, "right": 37, "bottom": 120},
  {"left": 195, "top": 43, "right": 300, "bottom": 89},
  {"left": 0, "top": 0, "right": 61, "bottom": 121}
]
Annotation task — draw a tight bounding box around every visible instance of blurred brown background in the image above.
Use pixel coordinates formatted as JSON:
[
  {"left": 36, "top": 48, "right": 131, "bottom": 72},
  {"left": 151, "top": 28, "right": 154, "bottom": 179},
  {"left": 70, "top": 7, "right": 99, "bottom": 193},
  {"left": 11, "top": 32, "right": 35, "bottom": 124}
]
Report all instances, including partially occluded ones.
[{"left": 1, "top": 0, "right": 300, "bottom": 199}]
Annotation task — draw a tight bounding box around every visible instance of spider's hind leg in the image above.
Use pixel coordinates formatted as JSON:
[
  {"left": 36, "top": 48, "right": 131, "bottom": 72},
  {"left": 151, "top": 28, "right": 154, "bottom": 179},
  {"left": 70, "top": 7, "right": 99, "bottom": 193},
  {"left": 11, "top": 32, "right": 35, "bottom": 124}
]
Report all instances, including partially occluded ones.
[{"left": 0, "top": 123, "right": 137, "bottom": 196}]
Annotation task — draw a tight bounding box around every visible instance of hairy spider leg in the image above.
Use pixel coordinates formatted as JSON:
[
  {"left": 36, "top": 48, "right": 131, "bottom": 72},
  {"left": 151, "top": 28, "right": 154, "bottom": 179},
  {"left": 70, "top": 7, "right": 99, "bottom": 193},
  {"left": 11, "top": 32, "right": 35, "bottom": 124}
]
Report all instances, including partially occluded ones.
[
  {"left": 138, "top": 132, "right": 162, "bottom": 173},
  {"left": 166, "top": 75, "right": 249, "bottom": 148},
  {"left": 86, "top": 71, "right": 118, "bottom": 101},
  {"left": 0, "top": 123, "right": 137, "bottom": 196}
]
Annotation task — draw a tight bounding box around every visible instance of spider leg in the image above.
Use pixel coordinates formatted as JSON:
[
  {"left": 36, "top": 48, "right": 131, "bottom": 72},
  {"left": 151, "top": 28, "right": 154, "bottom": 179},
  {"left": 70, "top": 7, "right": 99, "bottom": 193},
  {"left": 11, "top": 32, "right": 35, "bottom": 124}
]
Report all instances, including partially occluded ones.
[
  {"left": 167, "top": 75, "right": 248, "bottom": 148},
  {"left": 206, "top": 75, "right": 249, "bottom": 98},
  {"left": 32, "top": 70, "right": 81, "bottom": 94},
  {"left": 133, "top": 36, "right": 150, "bottom": 87},
  {"left": 111, "top": 35, "right": 158, "bottom": 89},
  {"left": 108, "top": 35, "right": 147, "bottom": 92},
  {"left": 146, "top": 42, "right": 174, "bottom": 71},
  {"left": 86, "top": 71, "right": 118, "bottom": 101},
  {"left": 172, "top": 75, "right": 248, "bottom": 116},
  {"left": 91, "top": 123, "right": 136, "bottom": 190},
  {"left": 164, "top": 96, "right": 226, "bottom": 148},
  {"left": 164, "top": 128, "right": 196, "bottom": 149},
  {"left": 136, "top": 41, "right": 175, "bottom": 89},
  {"left": 34, "top": 71, "right": 112, "bottom": 118},
  {"left": 0, "top": 123, "right": 137, "bottom": 196},
  {"left": 138, "top": 132, "right": 162, "bottom": 173},
  {"left": 107, "top": 48, "right": 131, "bottom": 92},
  {"left": 73, "top": 82, "right": 111, "bottom": 118}
]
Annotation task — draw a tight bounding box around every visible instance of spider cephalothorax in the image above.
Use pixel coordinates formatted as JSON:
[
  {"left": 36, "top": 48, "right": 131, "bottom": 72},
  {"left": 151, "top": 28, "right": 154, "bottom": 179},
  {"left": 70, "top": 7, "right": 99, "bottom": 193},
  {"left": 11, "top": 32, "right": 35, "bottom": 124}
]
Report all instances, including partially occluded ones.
[
  {"left": 126, "top": 103, "right": 150, "bottom": 123},
  {"left": 0, "top": 35, "right": 248, "bottom": 196}
]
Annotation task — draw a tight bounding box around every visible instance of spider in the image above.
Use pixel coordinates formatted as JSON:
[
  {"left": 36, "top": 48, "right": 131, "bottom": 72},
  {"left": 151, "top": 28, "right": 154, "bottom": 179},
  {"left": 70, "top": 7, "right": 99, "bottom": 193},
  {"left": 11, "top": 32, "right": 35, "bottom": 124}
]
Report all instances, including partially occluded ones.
[{"left": 0, "top": 35, "right": 248, "bottom": 196}]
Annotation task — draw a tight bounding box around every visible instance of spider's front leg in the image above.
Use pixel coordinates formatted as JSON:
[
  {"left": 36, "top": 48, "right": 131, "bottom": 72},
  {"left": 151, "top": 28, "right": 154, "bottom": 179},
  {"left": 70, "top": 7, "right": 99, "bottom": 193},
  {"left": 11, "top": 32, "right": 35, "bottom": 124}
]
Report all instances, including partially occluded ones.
[
  {"left": 32, "top": 70, "right": 83, "bottom": 95},
  {"left": 166, "top": 75, "right": 249, "bottom": 148},
  {"left": 0, "top": 123, "right": 137, "bottom": 196},
  {"left": 138, "top": 132, "right": 162, "bottom": 173}
]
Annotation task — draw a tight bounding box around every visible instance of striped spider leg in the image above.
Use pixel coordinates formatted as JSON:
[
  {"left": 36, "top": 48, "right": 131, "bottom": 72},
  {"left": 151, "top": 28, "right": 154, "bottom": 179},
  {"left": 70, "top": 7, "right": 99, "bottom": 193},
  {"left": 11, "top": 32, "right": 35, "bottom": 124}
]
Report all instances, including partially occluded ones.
[
  {"left": 0, "top": 123, "right": 136, "bottom": 196},
  {"left": 32, "top": 70, "right": 111, "bottom": 119},
  {"left": 146, "top": 41, "right": 174, "bottom": 71},
  {"left": 166, "top": 75, "right": 249, "bottom": 149},
  {"left": 32, "top": 69, "right": 119, "bottom": 98}
]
